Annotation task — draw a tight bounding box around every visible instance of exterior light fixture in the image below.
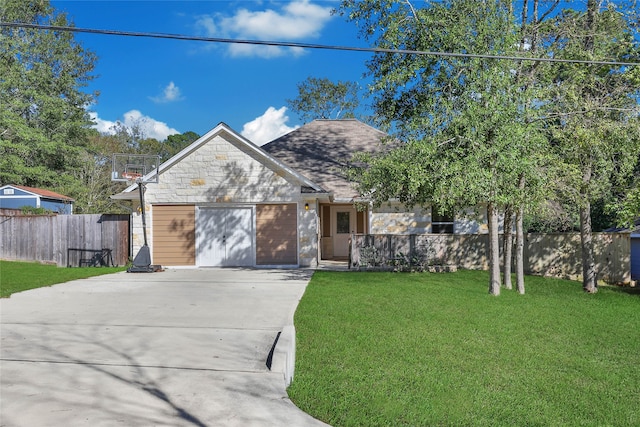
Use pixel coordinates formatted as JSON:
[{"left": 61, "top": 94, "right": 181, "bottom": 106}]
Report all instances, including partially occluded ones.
[{"left": 305, "top": 203, "right": 309, "bottom": 211}]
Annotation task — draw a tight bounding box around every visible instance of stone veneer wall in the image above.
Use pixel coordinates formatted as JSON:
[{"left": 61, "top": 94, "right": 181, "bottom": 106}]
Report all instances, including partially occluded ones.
[
  {"left": 298, "top": 202, "right": 318, "bottom": 267},
  {"left": 370, "top": 203, "right": 491, "bottom": 235}
]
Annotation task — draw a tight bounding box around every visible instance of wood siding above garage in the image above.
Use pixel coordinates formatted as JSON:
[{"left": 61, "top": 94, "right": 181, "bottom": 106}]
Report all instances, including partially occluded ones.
[
  {"left": 152, "top": 205, "right": 195, "bottom": 266},
  {"left": 256, "top": 204, "right": 297, "bottom": 265}
]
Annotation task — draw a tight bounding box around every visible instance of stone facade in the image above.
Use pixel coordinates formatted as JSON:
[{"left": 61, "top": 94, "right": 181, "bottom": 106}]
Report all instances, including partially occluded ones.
[
  {"left": 370, "top": 203, "right": 490, "bottom": 235},
  {"left": 145, "top": 133, "right": 299, "bottom": 205}
]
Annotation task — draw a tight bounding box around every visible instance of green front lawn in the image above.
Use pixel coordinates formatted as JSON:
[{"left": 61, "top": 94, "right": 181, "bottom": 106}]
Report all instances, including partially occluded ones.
[
  {"left": 289, "top": 270, "right": 640, "bottom": 426},
  {"left": 0, "top": 260, "right": 126, "bottom": 298}
]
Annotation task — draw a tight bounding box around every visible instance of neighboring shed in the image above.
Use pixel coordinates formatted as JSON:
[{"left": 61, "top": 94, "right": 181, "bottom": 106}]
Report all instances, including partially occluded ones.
[{"left": 0, "top": 185, "right": 74, "bottom": 214}]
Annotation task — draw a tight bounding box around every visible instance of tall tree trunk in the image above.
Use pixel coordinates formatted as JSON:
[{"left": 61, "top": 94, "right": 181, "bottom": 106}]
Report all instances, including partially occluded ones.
[
  {"left": 520, "top": 0, "right": 529, "bottom": 49},
  {"left": 515, "top": 174, "right": 526, "bottom": 294},
  {"left": 580, "top": 203, "right": 597, "bottom": 292},
  {"left": 531, "top": 0, "right": 539, "bottom": 51},
  {"left": 488, "top": 202, "right": 501, "bottom": 295},
  {"left": 580, "top": 164, "right": 597, "bottom": 293},
  {"left": 584, "top": 0, "right": 598, "bottom": 52},
  {"left": 578, "top": 0, "right": 598, "bottom": 293},
  {"left": 515, "top": 204, "right": 525, "bottom": 294},
  {"left": 503, "top": 205, "right": 513, "bottom": 290}
]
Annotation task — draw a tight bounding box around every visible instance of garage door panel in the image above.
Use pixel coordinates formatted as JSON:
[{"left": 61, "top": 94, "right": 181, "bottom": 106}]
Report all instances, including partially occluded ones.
[
  {"left": 152, "top": 205, "right": 195, "bottom": 266},
  {"left": 196, "top": 208, "right": 226, "bottom": 267},
  {"left": 256, "top": 204, "right": 297, "bottom": 265},
  {"left": 197, "top": 207, "right": 253, "bottom": 267}
]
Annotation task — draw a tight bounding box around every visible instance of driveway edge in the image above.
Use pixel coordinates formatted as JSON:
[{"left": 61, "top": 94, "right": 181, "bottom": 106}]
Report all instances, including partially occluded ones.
[{"left": 271, "top": 324, "right": 296, "bottom": 386}]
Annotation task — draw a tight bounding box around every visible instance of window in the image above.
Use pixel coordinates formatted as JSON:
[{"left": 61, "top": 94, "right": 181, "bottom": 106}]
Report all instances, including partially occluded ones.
[
  {"left": 432, "top": 206, "right": 454, "bottom": 234},
  {"left": 336, "top": 212, "right": 351, "bottom": 234}
]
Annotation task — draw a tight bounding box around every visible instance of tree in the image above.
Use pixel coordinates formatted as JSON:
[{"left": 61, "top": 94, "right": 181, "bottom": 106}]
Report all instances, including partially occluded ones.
[
  {"left": 72, "top": 127, "right": 200, "bottom": 213},
  {"left": 71, "top": 131, "right": 129, "bottom": 214},
  {"left": 286, "top": 77, "right": 360, "bottom": 122},
  {"left": 540, "top": 0, "right": 640, "bottom": 292},
  {"left": 137, "top": 131, "right": 200, "bottom": 163},
  {"left": 0, "top": 0, "right": 97, "bottom": 192},
  {"left": 157, "top": 131, "right": 200, "bottom": 162},
  {"left": 606, "top": 119, "right": 640, "bottom": 228},
  {"left": 104, "top": 118, "right": 199, "bottom": 163},
  {"left": 339, "top": 0, "right": 551, "bottom": 295},
  {"left": 615, "top": 187, "right": 640, "bottom": 228}
]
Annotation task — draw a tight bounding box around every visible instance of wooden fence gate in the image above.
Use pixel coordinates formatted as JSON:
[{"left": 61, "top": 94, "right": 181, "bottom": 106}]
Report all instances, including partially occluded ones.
[{"left": 0, "top": 214, "right": 130, "bottom": 267}]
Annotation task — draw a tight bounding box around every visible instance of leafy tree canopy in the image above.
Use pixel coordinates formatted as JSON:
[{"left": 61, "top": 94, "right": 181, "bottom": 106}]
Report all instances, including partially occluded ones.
[
  {"left": 287, "top": 77, "right": 361, "bottom": 122},
  {"left": 0, "top": 0, "right": 97, "bottom": 191},
  {"left": 338, "top": 0, "right": 639, "bottom": 293}
]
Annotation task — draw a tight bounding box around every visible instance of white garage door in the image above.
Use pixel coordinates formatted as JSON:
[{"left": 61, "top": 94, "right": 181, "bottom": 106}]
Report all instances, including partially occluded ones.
[{"left": 196, "top": 207, "right": 254, "bottom": 267}]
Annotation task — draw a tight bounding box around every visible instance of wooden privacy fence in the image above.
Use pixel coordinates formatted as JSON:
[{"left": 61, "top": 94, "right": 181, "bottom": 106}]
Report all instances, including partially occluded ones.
[
  {"left": 351, "top": 233, "right": 631, "bottom": 284},
  {"left": 0, "top": 214, "right": 130, "bottom": 267}
]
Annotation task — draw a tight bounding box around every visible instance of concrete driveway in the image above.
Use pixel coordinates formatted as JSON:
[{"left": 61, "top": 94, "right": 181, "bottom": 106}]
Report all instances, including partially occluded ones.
[{"left": 0, "top": 268, "right": 329, "bottom": 427}]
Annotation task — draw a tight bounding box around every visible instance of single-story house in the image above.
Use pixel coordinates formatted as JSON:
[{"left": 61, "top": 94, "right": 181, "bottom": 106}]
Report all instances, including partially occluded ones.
[
  {"left": 113, "top": 119, "right": 491, "bottom": 268},
  {"left": 0, "top": 185, "right": 74, "bottom": 214}
]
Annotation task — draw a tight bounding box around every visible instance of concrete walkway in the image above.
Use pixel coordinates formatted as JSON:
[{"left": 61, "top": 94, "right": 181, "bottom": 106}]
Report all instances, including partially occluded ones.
[{"left": 0, "top": 268, "right": 329, "bottom": 427}]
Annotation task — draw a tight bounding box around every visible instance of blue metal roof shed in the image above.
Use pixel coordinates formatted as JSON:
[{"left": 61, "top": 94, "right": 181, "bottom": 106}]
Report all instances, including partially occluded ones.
[{"left": 0, "top": 185, "right": 74, "bottom": 214}]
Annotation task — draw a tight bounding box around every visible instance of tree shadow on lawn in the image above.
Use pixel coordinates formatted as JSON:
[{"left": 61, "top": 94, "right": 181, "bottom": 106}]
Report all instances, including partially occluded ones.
[{"left": 599, "top": 283, "right": 640, "bottom": 296}]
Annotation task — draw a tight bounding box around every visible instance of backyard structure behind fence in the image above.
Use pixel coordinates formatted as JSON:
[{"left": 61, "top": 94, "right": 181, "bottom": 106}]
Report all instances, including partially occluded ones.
[
  {"left": 351, "top": 232, "right": 632, "bottom": 284},
  {"left": 0, "top": 213, "right": 130, "bottom": 267}
]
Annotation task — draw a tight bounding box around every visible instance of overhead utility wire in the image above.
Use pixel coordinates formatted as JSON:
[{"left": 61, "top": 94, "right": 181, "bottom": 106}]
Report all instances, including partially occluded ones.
[{"left": 2, "top": 22, "right": 639, "bottom": 67}]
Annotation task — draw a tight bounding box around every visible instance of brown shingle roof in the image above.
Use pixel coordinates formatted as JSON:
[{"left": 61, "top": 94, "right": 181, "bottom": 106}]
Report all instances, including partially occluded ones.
[
  {"left": 261, "top": 119, "right": 388, "bottom": 200},
  {"left": 13, "top": 185, "right": 74, "bottom": 202}
]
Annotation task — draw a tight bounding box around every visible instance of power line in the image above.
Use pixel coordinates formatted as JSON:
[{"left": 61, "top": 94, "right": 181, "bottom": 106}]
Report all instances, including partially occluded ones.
[{"left": 2, "top": 21, "right": 639, "bottom": 67}]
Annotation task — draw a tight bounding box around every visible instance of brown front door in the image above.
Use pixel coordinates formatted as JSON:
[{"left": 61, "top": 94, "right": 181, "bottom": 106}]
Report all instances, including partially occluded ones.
[{"left": 331, "top": 206, "right": 357, "bottom": 259}]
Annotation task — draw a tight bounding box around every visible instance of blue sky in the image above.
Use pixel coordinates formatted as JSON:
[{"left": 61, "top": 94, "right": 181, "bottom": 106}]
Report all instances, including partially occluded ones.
[{"left": 51, "top": 0, "right": 371, "bottom": 144}]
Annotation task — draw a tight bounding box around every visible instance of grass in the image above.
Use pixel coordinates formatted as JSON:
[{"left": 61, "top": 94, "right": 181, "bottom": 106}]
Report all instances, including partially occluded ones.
[
  {"left": 0, "top": 260, "right": 127, "bottom": 298},
  {"left": 288, "top": 270, "right": 640, "bottom": 427}
]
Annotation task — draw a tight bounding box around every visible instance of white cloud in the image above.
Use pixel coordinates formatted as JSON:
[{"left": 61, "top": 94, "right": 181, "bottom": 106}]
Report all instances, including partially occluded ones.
[
  {"left": 89, "top": 110, "right": 180, "bottom": 141},
  {"left": 227, "top": 43, "right": 306, "bottom": 59},
  {"left": 123, "top": 110, "right": 180, "bottom": 141},
  {"left": 196, "top": 0, "right": 333, "bottom": 58},
  {"left": 89, "top": 111, "right": 115, "bottom": 134},
  {"left": 195, "top": 15, "right": 217, "bottom": 35},
  {"left": 150, "top": 81, "right": 183, "bottom": 104},
  {"left": 241, "top": 106, "right": 298, "bottom": 145},
  {"left": 226, "top": 1, "right": 331, "bottom": 39}
]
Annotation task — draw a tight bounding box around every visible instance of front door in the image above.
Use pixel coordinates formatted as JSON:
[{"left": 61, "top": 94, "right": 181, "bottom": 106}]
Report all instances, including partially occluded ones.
[
  {"left": 331, "top": 206, "right": 356, "bottom": 259},
  {"left": 197, "top": 207, "right": 254, "bottom": 267}
]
